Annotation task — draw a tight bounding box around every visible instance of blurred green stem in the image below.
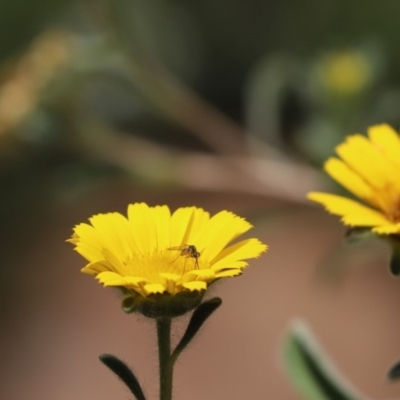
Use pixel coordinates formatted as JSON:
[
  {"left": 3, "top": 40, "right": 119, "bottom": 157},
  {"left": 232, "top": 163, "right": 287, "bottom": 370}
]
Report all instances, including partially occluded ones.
[
  {"left": 157, "top": 318, "right": 173, "bottom": 400},
  {"left": 102, "top": 0, "right": 276, "bottom": 157}
]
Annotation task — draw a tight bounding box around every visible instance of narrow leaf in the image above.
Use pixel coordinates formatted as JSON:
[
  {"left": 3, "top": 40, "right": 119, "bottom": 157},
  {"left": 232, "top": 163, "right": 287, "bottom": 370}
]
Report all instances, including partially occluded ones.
[
  {"left": 99, "top": 354, "right": 146, "bottom": 400},
  {"left": 283, "top": 321, "right": 368, "bottom": 400},
  {"left": 388, "top": 360, "right": 400, "bottom": 380},
  {"left": 171, "top": 297, "right": 222, "bottom": 363},
  {"left": 389, "top": 249, "right": 400, "bottom": 276}
]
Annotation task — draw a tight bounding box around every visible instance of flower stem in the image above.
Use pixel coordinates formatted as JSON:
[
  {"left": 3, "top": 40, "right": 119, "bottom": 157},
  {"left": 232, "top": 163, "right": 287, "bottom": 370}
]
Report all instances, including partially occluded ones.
[{"left": 156, "top": 318, "right": 173, "bottom": 400}]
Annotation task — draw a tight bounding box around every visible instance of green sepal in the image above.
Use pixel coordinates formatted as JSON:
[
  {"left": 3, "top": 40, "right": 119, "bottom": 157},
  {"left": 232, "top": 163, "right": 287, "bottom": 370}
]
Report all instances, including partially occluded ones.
[
  {"left": 388, "top": 360, "right": 400, "bottom": 380},
  {"left": 99, "top": 354, "right": 146, "bottom": 400},
  {"left": 120, "top": 289, "right": 205, "bottom": 318},
  {"left": 171, "top": 297, "right": 222, "bottom": 364},
  {"left": 344, "top": 227, "right": 375, "bottom": 243},
  {"left": 283, "top": 321, "right": 367, "bottom": 400}
]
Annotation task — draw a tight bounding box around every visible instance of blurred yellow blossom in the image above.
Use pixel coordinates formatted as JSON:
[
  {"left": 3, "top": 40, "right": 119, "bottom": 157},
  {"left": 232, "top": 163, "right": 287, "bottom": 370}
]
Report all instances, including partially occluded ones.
[
  {"left": 308, "top": 124, "right": 400, "bottom": 235},
  {"left": 319, "top": 51, "right": 371, "bottom": 95}
]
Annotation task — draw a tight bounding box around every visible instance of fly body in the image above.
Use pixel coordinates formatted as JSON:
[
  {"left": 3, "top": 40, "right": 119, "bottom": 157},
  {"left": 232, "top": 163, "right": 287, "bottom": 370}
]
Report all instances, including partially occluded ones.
[{"left": 168, "top": 245, "right": 200, "bottom": 269}]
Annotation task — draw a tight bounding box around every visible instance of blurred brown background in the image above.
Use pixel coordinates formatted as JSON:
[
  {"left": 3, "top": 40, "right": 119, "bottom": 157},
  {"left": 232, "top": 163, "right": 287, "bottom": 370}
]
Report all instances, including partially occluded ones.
[{"left": 2, "top": 1, "right": 400, "bottom": 399}]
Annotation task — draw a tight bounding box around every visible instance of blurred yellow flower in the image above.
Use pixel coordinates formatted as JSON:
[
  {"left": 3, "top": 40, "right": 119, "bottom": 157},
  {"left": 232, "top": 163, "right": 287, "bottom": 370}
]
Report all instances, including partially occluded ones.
[
  {"left": 69, "top": 203, "right": 267, "bottom": 296},
  {"left": 308, "top": 124, "right": 400, "bottom": 235},
  {"left": 320, "top": 51, "right": 371, "bottom": 95}
]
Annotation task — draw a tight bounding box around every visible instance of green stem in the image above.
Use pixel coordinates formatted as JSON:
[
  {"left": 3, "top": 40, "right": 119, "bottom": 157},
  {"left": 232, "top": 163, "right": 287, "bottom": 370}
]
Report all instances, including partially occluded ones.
[
  {"left": 156, "top": 318, "right": 173, "bottom": 400},
  {"left": 101, "top": 0, "right": 258, "bottom": 157}
]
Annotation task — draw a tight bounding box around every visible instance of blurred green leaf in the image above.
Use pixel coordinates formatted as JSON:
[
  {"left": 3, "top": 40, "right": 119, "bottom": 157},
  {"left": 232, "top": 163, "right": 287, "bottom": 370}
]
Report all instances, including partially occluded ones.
[
  {"left": 388, "top": 359, "right": 400, "bottom": 381},
  {"left": 283, "top": 321, "right": 368, "bottom": 400},
  {"left": 244, "top": 53, "right": 307, "bottom": 151},
  {"left": 385, "top": 238, "right": 400, "bottom": 276}
]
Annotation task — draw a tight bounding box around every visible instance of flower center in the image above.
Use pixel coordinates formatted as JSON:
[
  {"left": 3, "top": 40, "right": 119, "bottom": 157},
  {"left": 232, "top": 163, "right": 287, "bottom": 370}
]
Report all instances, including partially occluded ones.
[{"left": 124, "top": 250, "right": 203, "bottom": 283}]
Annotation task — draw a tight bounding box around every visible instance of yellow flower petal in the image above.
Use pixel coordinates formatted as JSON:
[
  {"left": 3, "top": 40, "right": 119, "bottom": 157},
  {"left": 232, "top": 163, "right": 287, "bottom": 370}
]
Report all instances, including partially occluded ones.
[
  {"left": 195, "top": 211, "right": 253, "bottom": 262},
  {"left": 81, "top": 260, "right": 110, "bottom": 275},
  {"left": 182, "top": 281, "right": 207, "bottom": 291},
  {"left": 170, "top": 207, "right": 199, "bottom": 246},
  {"left": 183, "top": 269, "right": 216, "bottom": 282},
  {"left": 308, "top": 192, "right": 382, "bottom": 216},
  {"left": 71, "top": 223, "right": 105, "bottom": 261},
  {"left": 372, "top": 224, "right": 400, "bottom": 235},
  {"left": 211, "top": 260, "right": 248, "bottom": 273},
  {"left": 97, "top": 271, "right": 147, "bottom": 285},
  {"left": 211, "top": 238, "right": 267, "bottom": 271},
  {"left": 368, "top": 124, "right": 400, "bottom": 172},
  {"left": 336, "top": 135, "right": 392, "bottom": 188},
  {"left": 308, "top": 192, "right": 392, "bottom": 228},
  {"left": 367, "top": 124, "right": 400, "bottom": 197},
  {"left": 150, "top": 205, "right": 171, "bottom": 250},
  {"left": 143, "top": 283, "right": 165, "bottom": 295},
  {"left": 341, "top": 214, "right": 392, "bottom": 226},
  {"left": 324, "top": 158, "right": 374, "bottom": 202},
  {"left": 96, "top": 271, "right": 123, "bottom": 282},
  {"left": 160, "top": 273, "right": 180, "bottom": 294},
  {"left": 160, "top": 272, "right": 181, "bottom": 281},
  {"left": 72, "top": 223, "right": 101, "bottom": 247},
  {"left": 89, "top": 214, "right": 126, "bottom": 259},
  {"left": 101, "top": 248, "right": 126, "bottom": 275},
  {"left": 74, "top": 242, "right": 103, "bottom": 263},
  {"left": 128, "top": 203, "right": 157, "bottom": 255},
  {"left": 215, "top": 269, "right": 242, "bottom": 278},
  {"left": 308, "top": 124, "right": 400, "bottom": 238},
  {"left": 181, "top": 207, "right": 210, "bottom": 245}
]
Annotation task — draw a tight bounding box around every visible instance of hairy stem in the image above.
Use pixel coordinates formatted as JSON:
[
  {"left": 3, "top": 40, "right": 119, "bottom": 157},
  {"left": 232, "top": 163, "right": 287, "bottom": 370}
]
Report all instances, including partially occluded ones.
[{"left": 157, "top": 318, "right": 173, "bottom": 400}]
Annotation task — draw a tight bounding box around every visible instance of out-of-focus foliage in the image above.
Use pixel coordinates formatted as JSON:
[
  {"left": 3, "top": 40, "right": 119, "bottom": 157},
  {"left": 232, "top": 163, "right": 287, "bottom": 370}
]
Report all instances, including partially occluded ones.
[
  {"left": 283, "top": 321, "right": 368, "bottom": 400},
  {"left": 2, "top": 0, "right": 400, "bottom": 245},
  {"left": 2, "top": 1, "right": 400, "bottom": 156}
]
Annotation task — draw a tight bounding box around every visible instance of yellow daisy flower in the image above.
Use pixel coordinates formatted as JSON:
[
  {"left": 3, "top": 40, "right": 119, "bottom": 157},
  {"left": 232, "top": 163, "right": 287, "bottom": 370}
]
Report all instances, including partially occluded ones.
[
  {"left": 308, "top": 124, "right": 400, "bottom": 235},
  {"left": 68, "top": 203, "right": 267, "bottom": 316}
]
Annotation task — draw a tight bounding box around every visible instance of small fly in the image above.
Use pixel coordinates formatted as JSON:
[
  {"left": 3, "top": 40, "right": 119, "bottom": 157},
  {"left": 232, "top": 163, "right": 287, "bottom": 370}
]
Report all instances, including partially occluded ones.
[{"left": 168, "top": 244, "right": 200, "bottom": 269}]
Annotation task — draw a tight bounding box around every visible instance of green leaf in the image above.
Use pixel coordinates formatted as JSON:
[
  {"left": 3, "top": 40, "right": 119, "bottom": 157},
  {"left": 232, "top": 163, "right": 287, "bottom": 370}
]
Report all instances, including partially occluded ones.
[
  {"left": 283, "top": 321, "right": 367, "bottom": 400},
  {"left": 170, "top": 297, "right": 222, "bottom": 365},
  {"left": 389, "top": 247, "right": 400, "bottom": 276},
  {"left": 388, "top": 360, "right": 400, "bottom": 380},
  {"left": 244, "top": 54, "right": 305, "bottom": 149},
  {"left": 99, "top": 354, "right": 147, "bottom": 400}
]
